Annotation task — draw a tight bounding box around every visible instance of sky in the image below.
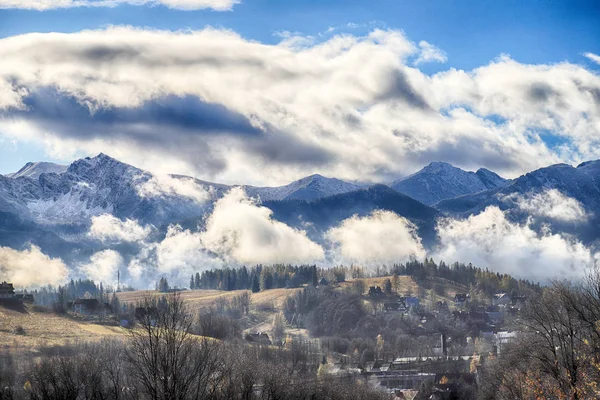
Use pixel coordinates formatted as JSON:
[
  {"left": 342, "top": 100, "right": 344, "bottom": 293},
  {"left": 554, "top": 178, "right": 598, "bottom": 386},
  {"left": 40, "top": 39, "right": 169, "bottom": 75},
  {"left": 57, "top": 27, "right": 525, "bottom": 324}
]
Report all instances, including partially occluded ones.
[{"left": 0, "top": 0, "right": 599, "bottom": 185}]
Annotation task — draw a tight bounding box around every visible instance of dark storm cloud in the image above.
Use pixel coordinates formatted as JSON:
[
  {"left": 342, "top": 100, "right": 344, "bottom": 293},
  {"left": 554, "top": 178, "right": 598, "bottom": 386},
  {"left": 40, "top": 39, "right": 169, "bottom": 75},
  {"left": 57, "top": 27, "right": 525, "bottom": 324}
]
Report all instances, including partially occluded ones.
[
  {"left": 377, "top": 70, "right": 430, "bottom": 110},
  {"left": 246, "top": 130, "right": 335, "bottom": 166},
  {"left": 12, "top": 88, "right": 262, "bottom": 137},
  {"left": 528, "top": 82, "right": 560, "bottom": 103},
  {"left": 1, "top": 87, "right": 334, "bottom": 173}
]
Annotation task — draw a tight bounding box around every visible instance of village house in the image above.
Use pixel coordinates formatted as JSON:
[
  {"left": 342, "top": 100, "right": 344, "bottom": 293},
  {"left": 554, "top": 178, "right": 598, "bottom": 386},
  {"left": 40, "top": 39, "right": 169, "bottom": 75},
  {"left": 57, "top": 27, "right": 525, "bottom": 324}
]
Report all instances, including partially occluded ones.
[
  {"left": 493, "top": 293, "right": 511, "bottom": 307},
  {"left": 245, "top": 332, "right": 272, "bottom": 345},
  {"left": 70, "top": 298, "right": 111, "bottom": 315},
  {"left": 13, "top": 294, "right": 34, "bottom": 303},
  {"left": 453, "top": 293, "right": 469, "bottom": 308},
  {"left": 0, "top": 281, "right": 15, "bottom": 299},
  {"left": 405, "top": 296, "right": 420, "bottom": 309},
  {"left": 494, "top": 331, "right": 517, "bottom": 356},
  {"left": 486, "top": 311, "right": 503, "bottom": 325}
]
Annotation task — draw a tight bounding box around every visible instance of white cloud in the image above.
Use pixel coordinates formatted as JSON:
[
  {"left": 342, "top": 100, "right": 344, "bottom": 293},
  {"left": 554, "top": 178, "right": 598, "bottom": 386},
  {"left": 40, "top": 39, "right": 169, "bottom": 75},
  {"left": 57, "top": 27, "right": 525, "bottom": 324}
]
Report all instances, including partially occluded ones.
[
  {"left": 88, "top": 214, "right": 152, "bottom": 243},
  {"left": 156, "top": 225, "right": 207, "bottom": 273},
  {"left": 505, "top": 189, "right": 588, "bottom": 222},
  {"left": 0, "top": 27, "right": 598, "bottom": 186},
  {"left": 0, "top": 0, "right": 238, "bottom": 11},
  {"left": 414, "top": 40, "right": 447, "bottom": 65},
  {"left": 0, "top": 245, "right": 68, "bottom": 288},
  {"left": 201, "top": 187, "right": 325, "bottom": 264},
  {"left": 434, "top": 206, "right": 596, "bottom": 280},
  {"left": 79, "top": 250, "right": 124, "bottom": 284},
  {"left": 126, "top": 224, "right": 223, "bottom": 286},
  {"left": 137, "top": 174, "right": 212, "bottom": 203},
  {"left": 125, "top": 187, "right": 324, "bottom": 285},
  {"left": 584, "top": 52, "right": 600, "bottom": 65},
  {"left": 326, "top": 210, "right": 426, "bottom": 265}
]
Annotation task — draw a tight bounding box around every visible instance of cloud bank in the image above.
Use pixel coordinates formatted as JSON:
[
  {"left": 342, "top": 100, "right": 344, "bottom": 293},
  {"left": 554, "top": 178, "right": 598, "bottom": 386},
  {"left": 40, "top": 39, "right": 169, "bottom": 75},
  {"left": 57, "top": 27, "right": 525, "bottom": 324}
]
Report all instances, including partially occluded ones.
[
  {"left": 89, "top": 214, "right": 152, "bottom": 243},
  {"left": 434, "top": 206, "right": 596, "bottom": 280},
  {"left": 0, "top": 0, "right": 238, "bottom": 11},
  {"left": 326, "top": 210, "right": 426, "bottom": 265},
  {"left": 505, "top": 189, "right": 588, "bottom": 222},
  {"left": 137, "top": 174, "right": 212, "bottom": 203},
  {"left": 123, "top": 188, "right": 324, "bottom": 286},
  {"left": 80, "top": 196, "right": 597, "bottom": 286},
  {"left": 79, "top": 250, "right": 124, "bottom": 285},
  {"left": 0, "top": 27, "right": 598, "bottom": 185},
  {"left": 0, "top": 245, "right": 68, "bottom": 287},
  {"left": 201, "top": 187, "right": 325, "bottom": 264}
]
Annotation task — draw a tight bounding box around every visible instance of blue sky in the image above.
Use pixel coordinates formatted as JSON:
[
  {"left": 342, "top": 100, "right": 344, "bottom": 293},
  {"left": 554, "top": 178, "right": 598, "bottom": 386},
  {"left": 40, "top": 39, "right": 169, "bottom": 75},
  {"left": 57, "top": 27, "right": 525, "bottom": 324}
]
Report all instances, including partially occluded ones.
[{"left": 0, "top": 0, "right": 599, "bottom": 181}]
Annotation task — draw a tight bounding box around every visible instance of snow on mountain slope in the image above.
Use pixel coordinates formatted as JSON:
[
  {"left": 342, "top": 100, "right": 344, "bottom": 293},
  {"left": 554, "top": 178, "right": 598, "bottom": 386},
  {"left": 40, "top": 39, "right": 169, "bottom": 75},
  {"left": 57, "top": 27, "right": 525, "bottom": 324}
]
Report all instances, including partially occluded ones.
[
  {"left": 438, "top": 160, "right": 600, "bottom": 213},
  {"left": 6, "top": 162, "right": 68, "bottom": 179},
  {"left": 0, "top": 154, "right": 362, "bottom": 231},
  {"left": 0, "top": 154, "right": 210, "bottom": 226},
  {"left": 244, "top": 174, "right": 362, "bottom": 201},
  {"left": 391, "top": 162, "right": 508, "bottom": 205}
]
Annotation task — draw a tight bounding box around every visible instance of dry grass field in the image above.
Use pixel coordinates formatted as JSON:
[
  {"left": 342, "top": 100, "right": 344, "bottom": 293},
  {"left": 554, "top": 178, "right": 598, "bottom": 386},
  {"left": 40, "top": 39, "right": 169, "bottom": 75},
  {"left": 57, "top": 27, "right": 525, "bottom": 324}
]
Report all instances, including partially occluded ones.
[
  {"left": 0, "top": 305, "right": 130, "bottom": 356},
  {"left": 117, "top": 287, "right": 300, "bottom": 314},
  {"left": 117, "top": 287, "right": 304, "bottom": 338}
]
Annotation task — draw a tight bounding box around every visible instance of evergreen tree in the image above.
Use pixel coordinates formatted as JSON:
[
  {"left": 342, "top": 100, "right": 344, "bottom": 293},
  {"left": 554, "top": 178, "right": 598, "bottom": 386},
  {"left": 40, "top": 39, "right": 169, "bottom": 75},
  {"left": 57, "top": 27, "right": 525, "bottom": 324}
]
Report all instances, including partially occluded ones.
[
  {"left": 261, "top": 269, "right": 274, "bottom": 291},
  {"left": 383, "top": 278, "right": 392, "bottom": 295},
  {"left": 252, "top": 275, "right": 260, "bottom": 293},
  {"left": 157, "top": 277, "right": 170, "bottom": 293},
  {"left": 190, "top": 275, "right": 195, "bottom": 290}
]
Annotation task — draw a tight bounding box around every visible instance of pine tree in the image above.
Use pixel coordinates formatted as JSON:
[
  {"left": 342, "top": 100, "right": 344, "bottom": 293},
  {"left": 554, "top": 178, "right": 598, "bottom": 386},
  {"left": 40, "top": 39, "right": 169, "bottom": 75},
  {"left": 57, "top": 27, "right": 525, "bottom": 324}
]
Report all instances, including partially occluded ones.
[
  {"left": 190, "top": 275, "right": 195, "bottom": 290},
  {"left": 261, "top": 269, "right": 273, "bottom": 291},
  {"left": 252, "top": 275, "right": 260, "bottom": 293},
  {"left": 383, "top": 278, "right": 392, "bottom": 295},
  {"left": 157, "top": 277, "right": 170, "bottom": 293}
]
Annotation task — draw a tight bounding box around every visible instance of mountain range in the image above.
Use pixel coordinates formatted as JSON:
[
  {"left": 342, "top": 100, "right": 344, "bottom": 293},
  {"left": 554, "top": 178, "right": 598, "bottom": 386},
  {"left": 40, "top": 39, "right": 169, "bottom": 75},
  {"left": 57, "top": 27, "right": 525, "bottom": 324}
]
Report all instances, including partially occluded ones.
[{"left": 2, "top": 153, "right": 600, "bottom": 264}]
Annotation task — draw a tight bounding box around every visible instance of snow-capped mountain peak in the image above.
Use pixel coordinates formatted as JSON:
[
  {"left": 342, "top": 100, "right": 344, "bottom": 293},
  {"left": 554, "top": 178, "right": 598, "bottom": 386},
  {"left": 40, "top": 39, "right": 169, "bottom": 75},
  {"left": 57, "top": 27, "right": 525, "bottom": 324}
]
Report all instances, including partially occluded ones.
[
  {"left": 391, "top": 162, "right": 507, "bottom": 205},
  {"left": 6, "top": 161, "right": 68, "bottom": 180},
  {"left": 245, "top": 173, "right": 362, "bottom": 201}
]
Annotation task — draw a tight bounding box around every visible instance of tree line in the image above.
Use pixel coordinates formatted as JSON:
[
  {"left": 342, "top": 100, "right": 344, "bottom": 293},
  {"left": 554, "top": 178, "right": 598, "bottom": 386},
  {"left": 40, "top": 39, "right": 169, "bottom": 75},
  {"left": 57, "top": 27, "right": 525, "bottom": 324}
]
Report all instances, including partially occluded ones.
[
  {"left": 184, "top": 259, "right": 539, "bottom": 298},
  {"left": 188, "top": 265, "right": 319, "bottom": 292}
]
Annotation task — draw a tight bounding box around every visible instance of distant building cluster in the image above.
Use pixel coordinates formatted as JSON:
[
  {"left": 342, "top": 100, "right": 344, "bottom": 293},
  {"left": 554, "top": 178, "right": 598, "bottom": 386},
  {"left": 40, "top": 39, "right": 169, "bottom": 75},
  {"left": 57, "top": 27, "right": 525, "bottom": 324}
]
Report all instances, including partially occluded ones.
[{"left": 0, "top": 281, "right": 34, "bottom": 303}]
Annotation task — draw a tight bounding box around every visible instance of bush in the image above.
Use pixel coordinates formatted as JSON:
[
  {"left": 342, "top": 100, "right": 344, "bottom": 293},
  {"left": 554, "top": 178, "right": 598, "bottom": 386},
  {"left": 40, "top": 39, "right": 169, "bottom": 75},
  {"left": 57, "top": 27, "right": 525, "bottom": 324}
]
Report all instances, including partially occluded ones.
[
  {"left": 195, "top": 309, "right": 242, "bottom": 340},
  {"left": 255, "top": 301, "right": 275, "bottom": 312},
  {"left": 14, "top": 325, "right": 26, "bottom": 335}
]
